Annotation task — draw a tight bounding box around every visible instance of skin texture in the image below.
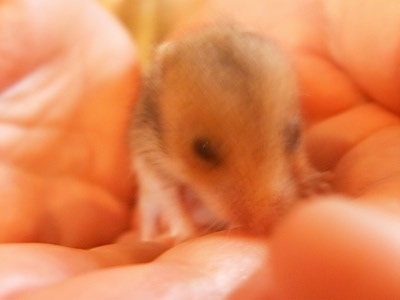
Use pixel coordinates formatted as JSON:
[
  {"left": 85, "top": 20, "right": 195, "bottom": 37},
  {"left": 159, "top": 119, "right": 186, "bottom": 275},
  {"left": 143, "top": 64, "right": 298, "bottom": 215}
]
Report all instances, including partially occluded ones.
[
  {"left": 0, "top": 0, "right": 399, "bottom": 299},
  {"left": 0, "top": 0, "right": 138, "bottom": 247}
]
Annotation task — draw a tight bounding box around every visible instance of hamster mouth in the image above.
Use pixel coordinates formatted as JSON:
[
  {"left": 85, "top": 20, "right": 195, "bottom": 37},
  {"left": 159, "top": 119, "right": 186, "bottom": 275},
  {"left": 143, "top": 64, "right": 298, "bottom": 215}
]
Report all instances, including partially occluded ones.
[
  {"left": 177, "top": 185, "right": 283, "bottom": 235},
  {"left": 179, "top": 185, "right": 230, "bottom": 233}
]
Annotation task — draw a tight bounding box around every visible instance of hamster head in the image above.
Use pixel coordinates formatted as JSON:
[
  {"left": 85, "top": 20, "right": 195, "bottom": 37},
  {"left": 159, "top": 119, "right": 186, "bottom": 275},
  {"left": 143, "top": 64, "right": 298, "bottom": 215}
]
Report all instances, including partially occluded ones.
[{"left": 148, "top": 26, "right": 302, "bottom": 233}]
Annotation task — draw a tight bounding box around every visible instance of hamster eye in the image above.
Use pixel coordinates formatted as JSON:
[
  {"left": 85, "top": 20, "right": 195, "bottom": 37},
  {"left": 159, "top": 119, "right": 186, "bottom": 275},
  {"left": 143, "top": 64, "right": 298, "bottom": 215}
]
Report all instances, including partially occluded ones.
[
  {"left": 192, "top": 138, "right": 220, "bottom": 165},
  {"left": 285, "top": 119, "right": 301, "bottom": 153}
]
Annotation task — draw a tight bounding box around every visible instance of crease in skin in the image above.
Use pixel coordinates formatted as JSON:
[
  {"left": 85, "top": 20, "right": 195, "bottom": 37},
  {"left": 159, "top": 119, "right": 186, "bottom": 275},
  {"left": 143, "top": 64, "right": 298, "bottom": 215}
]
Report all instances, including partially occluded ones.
[
  {"left": 0, "top": 157, "right": 129, "bottom": 246},
  {"left": 360, "top": 174, "right": 400, "bottom": 200},
  {"left": 0, "top": 243, "right": 109, "bottom": 299},
  {"left": 39, "top": 173, "right": 129, "bottom": 246},
  {"left": 252, "top": 4, "right": 367, "bottom": 121},
  {"left": 0, "top": 45, "right": 135, "bottom": 198},
  {"left": 337, "top": 123, "right": 400, "bottom": 170},
  {"left": 0, "top": 118, "right": 95, "bottom": 179},
  {"left": 322, "top": 0, "right": 400, "bottom": 113},
  {"left": 291, "top": 6, "right": 371, "bottom": 117},
  {"left": 360, "top": 177, "right": 400, "bottom": 204},
  {"left": 0, "top": 0, "right": 77, "bottom": 93},
  {"left": 334, "top": 125, "right": 400, "bottom": 196},
  {"left": 306, "top": 104, "right": 400, "bottom": 170},
  {"left": 0, "top": 143, "right": 128, "bottom": 216},
  {"left": 314, "top": 5, "right": 382, "bottom": 114},
  {"left": 295, "top": 54, "right": 365, "bottom": 123},
  {"left": 0, "top": 161, "right": 126, "bottom": 211},
  {"left": 344, "top": 118, "right": 400, "bottom": 152},
  {"left": 0, "top": 48, "right": 113, "bottom": 180},
  {"left": 16, "top": 263, "right": 224, "bottom": 300},
  {"left": 0, "top": 56, "right": 85, "bottom": 127},
  {"left": 309, "top": 53, "right": 373, "bottom": 106}
]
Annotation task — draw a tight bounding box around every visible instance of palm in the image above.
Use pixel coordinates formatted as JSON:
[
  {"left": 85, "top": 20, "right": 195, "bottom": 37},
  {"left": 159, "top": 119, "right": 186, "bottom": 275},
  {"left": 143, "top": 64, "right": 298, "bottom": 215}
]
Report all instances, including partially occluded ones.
[
  {"left": 0, "top": 0, "right": 137, "bottom": 247},
  {"left": 1, "top": 0, "right": 400, "bottom": 298}
]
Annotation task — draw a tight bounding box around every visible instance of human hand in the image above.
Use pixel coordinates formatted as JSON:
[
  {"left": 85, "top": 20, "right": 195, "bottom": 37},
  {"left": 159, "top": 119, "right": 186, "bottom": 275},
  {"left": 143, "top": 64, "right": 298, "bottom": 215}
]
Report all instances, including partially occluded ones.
[
  {"left": 0, "top": 0, "right": 138, "bottom": 247},
  {"left": 4, "top": 201, "right": 400, "bottom": 299},
  {"left": 1, "top": 0, "right": 400, "bottom": 299}
]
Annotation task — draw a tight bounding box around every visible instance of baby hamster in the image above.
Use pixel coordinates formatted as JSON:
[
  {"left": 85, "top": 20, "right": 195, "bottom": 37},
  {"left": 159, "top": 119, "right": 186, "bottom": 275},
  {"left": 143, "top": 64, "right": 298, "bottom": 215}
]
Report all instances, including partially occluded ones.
[{"left": 131, "top": 24, "right": 325, "bottom": 242}]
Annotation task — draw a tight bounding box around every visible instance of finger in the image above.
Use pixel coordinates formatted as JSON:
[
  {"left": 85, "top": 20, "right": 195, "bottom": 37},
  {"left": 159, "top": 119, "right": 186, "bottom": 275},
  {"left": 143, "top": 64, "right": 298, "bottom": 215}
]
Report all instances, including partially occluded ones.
[
  {"left": 334, "top": 125, "right": 400, "bottom": 201},
  {"left": 0, "top": 239, "right": 168, "bottom": 298},
  {"left": 0, "top": 244, "right": 104, "bottom": 299},
  {"left": 306, "top": 103, "right": 400, "bottom": 171},
  {"left": 323, "top": 0, "right": 400, "bottom": 113},
  {"left": 15, "top": 232, "right": 271, "bottom": 299},
  {"left": 269, "top": 199, "right": 400, "bottom": 299}
]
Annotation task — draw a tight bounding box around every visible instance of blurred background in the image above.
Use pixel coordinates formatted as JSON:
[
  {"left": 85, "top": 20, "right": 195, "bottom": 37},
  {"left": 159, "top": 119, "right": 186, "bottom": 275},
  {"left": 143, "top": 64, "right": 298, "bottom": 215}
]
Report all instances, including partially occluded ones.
[{"left": 99, "top": 0, "right": 203, "bottom": 69}]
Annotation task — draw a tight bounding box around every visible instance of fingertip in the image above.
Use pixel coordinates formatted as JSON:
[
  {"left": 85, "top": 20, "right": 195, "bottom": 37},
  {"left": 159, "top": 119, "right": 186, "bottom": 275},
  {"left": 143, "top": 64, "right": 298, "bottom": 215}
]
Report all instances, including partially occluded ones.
[{"left": 270, "top": 198, "right": 400, "bottom": 298}]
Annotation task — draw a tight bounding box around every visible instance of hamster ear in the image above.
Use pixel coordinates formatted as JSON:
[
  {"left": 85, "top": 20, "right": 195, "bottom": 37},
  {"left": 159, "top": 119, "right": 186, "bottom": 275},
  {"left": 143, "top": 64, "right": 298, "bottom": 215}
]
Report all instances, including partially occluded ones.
[
  {"left": 149, "top": 41, "right": 175, "bottom": 82},
  {"left": 151, "top": 41, "right": 175, "bottom": 77},
  {"left": 155, "top": 41, "right": 175, "bottom": 60}
]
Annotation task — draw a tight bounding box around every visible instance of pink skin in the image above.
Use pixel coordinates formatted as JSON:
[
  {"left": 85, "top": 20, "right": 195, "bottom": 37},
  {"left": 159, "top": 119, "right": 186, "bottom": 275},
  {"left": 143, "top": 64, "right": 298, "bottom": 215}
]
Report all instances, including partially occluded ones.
[
  {"left": 0, "top": 0, "right": 138, "bottom": 247},
  {"left": 0, "top": 0, "right": 400, "bottom": 299}
]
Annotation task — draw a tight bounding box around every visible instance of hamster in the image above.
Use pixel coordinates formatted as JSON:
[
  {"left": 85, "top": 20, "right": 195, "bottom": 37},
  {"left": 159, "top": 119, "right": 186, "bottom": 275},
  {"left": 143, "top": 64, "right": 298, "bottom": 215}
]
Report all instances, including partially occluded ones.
[{"left": 131, "top": 24, "right": 326, "bottom": 243}]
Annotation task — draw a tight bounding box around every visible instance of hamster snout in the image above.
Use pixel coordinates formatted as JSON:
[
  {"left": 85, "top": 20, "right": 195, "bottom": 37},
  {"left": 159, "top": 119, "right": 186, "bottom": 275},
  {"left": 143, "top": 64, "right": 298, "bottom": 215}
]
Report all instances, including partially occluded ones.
[{"left": 131, "top": 25, "right": 323, "bottom": 241}]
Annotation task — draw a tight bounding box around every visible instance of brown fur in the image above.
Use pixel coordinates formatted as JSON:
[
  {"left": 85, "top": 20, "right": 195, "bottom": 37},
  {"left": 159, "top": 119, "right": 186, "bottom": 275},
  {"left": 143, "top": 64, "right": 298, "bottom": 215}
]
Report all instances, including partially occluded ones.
[{"left": 132, "top": 24, "right": 322, "bottom": 238}]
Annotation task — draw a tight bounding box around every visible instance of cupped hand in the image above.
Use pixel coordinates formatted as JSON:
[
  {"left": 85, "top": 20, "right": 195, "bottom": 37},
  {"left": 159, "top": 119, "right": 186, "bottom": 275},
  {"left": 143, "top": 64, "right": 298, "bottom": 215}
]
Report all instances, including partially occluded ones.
[
  {"left": 0, "top": 0, "right": 139, "bottom": 247},
  {"left": 1, "top": 0, "right": 400, "bottom": 299}
]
